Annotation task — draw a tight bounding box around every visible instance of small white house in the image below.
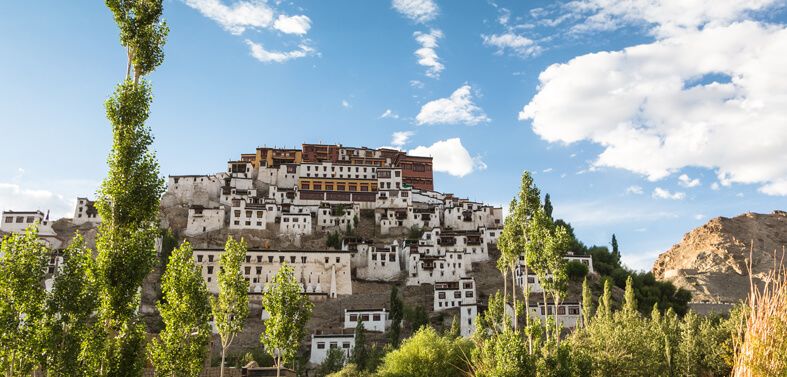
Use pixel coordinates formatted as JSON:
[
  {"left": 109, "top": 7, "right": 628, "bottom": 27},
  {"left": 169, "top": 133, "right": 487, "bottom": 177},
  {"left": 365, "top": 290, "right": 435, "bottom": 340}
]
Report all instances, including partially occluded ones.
[
  {"left": 310, "top": 334, "right": 354, "bottom": 364},
  {"left": 73, "top": 197, "right": 101, "bottom": 225},
  {"left": 185, "top": 206, "right": 225, "bottom": 236},
  {"left": 344, "top": 308, "right": 391, "bottom": 332},
  {"left": 434, "top": 277, "right": 476, "bottom": 311},
  {"left": 529, "top": 302, "right": 583, "bottom": 328}
]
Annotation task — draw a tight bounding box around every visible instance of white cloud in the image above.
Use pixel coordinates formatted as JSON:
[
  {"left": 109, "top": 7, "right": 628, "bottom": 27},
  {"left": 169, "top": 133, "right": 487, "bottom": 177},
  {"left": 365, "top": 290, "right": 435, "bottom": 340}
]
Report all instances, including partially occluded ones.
[
  {"left": 482, "top": 33, "right": 541, "bottom": 58},
  {"left": 652, "top": 187, "right": 685, "bottom": 200},
  {"left": 409, "top": 138, "right": 486, "bottom": 177},
  {"left": 626, "top": 185, "right": 643, "bottom": 195},
  {"left": 182, "top": 0, "right": 275, "bottom": 35},
  {"left": 391, "top": 131, "right": 414, "bottom": 148},
  {"left": 678, "top": 174, "right": 700, "bottom": 187},
  {"left": 542, "top": 168, "right": 553, "bottom": 173},
  {"left": 498, "top": 8, "right": 511, "bottom": 25},
  {"left": 521, "top": 22, "right": 787, "bottom": 194},
  {"left": 737, "top": 192, "right": 744, "bottom": 197},
  {"left": 694, "top": 214, "right": 705, "bottom": 220},
  {"left": 565, "top": 0, "right": 782, "bottom": 38},
  {"left": 392, "top": 0, "right": 439, "bottom": 23},
  {"left": 245, "top": 40, "right": 314, "bottom": 63},
  {"left": 410, "top": 80, "right": 425, "bottom": 88},
  {"left": 342, "top": 100, "right": 350, "bottom": 108},
  {"left": 0, "top": 183, "right": 75, "bottom": 220},
  {"left": 416, "top": 85, "right": 490, "bottom": 126},
  {"left": 273, "top": 14, "right": 311, "bottom": 35},
  {"left": 413, "top": 29, "right": 444, "bottom": 78},
  {"left": 379, "top": 110, "right": 399, "bottom": 119},
  {"left": 711, "top": 182, "right": 721, "bottom": 190}
]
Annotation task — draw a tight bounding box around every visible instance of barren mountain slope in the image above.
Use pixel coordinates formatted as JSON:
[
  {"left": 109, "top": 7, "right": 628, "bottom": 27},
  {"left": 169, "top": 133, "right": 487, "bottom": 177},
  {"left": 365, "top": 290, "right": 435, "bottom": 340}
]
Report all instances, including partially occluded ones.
[{"left": 652, "top": 210, "right": 787, "bottom": 302}]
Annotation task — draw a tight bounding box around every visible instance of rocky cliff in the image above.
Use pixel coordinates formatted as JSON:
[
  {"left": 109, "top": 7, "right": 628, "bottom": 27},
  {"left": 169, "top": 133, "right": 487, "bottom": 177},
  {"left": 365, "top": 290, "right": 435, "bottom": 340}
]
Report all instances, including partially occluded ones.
[{"left": 652, "top": 210, "right": 787, "bottom": 303}]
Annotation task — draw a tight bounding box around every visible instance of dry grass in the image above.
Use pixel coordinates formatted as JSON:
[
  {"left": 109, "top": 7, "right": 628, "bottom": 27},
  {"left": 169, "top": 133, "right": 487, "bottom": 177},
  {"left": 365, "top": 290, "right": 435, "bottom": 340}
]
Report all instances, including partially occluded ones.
[{"left": 732, "top": 247, "right": 787, "bottom": 377}]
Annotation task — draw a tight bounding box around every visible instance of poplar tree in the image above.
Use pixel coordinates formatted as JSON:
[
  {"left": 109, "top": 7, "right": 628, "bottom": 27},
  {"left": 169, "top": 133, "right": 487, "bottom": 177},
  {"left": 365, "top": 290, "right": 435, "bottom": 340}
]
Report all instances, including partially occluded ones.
[
  {"left": 149, "top": 241, "right": 212, "bottom": 377},
  {"left": 260, "top": 263, "right": 314, "bottom": 377},
  {"left": 41, "top": 234, "right": 100, "bottom": 377},
  {"left": 93, "top": 0, "right": 168, "bottom": 374},
  {"left": 212, "top": 237, "right": 250, "bottom": 377},
  {"left": 350, "top": 318, "right": 368, "bottom": 370},
  {"left": 388, "top": 285, "right": 404, "bottom": 347},
  {"left": 0, "top": 227, "right": 49, "bottom": 376}
]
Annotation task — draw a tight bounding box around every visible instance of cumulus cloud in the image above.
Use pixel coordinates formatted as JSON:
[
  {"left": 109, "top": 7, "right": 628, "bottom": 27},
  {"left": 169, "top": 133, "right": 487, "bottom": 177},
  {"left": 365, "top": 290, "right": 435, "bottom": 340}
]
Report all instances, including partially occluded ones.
[
  {"left": 0, "top": 183, "right": 75, "bottom": 220},
  {"left": 678, "top": 174, "right": 701, "bottom": 187},
  {"left": 521, "top": 22, "right": 787, "bottom": 195},
  {"left": 391, "top": 131, "right": 414, "bottom": 148},
  {"left": 416, "top": 85, "right": 490, "bottom": 126},
  {"left": 626, "top": 185, "right": 644, "bottom": 195},
  {"left": 245, "top": 40, "right": 314, "bottom": 63},
  {"left": 482, "top": 33, "right": 541, "bottom": 58},
  {"left": 392, "top": 0, "right": 439, "bottom": 23},
  {"left": 273, "top": 14, "right": 311, "bottom": 35},
  {"left": 565, "top": 0, "right": 782, "bottom": 38},
  {"left": 182, "top": 0, "right": 276, "bottom": 35},
  {"left": 652, "top": 187, "right": 685, "bottom": 200},
  {"left": 379, "top": 110, "right": 399, "bottom": 119},
  {"left": 409, "top": 138, "right": 486, "bottom": 177},
  {"left": 413, "top": 29, "right": 444, "bottom": 78}
]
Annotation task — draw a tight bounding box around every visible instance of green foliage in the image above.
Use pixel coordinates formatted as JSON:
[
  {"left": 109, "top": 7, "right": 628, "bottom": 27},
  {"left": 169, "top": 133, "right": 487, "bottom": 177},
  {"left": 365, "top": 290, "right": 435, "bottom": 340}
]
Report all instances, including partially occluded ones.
[
  {"left": 260, "top": 263, "right": 314, "bottom": 374},
  {"left": 376, "top": 326, "right": 472, "bottom": 377},
  {"left": 566, "top": 260, "right": 589, "bottom": 281},
  {"left": 353, "top": 214, "right": 359, "bottom": 228},
  {"left": 335, "top": 204, "right": 347, "bottom": 217},
  {"left": 158, "top": 228, "right": 178, "bottom": 272},
  {"left": 388, "top": 285, "right": 404, "bottom": 347},
  {"left": 611, "top": 234, "right": 620, "bottom": 265},
  {"left": 93, "top": 2, "right": 169, "bottom": 374},
  {"left": 327, "top": 363, "right": 374, "bottom": 377},
  {"left": 41, "top": 234, "right": 101, "bottom": 376},
  {"left": 211, "top": 348, "right": 274, "bottom": 368},
  {"left": 350, "top": 318, "right": 368, "bottom": 370},
  {"left": 544, "top": 193, "right": 553, "bottom": 220},
  {"left": 317, "top": 347, "right": 347, "bottom": 377},
  {"left": 0, "top": 227, "right": 49, "bottom": 376},
  {"left": 406, "top": 225, "right": 424, "bottom": 239},
  {"left": 326, "top": 231, "right": 342, "bottom": 250},
  {"left": 345, "top": 222, "right": 355, "bottom": 236},
  {"left": 211, "top": 237, "right": 250, "bottom": 376},
  {"left": 449, "top": 315, "right": 460, "bottom": 339},
  {"left": 149, "top": 241, "right": 212, "bottom": 377},
  {"left": 404, "top": 304, "right": 429, "bottom": 332}
]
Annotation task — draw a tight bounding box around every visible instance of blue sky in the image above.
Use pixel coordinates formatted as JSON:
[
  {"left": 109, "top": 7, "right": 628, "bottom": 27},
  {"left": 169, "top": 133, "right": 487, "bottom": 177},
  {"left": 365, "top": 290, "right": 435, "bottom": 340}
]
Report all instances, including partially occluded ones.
[{"left": 1, "top": 0, "right": 786, "bottom": 271}]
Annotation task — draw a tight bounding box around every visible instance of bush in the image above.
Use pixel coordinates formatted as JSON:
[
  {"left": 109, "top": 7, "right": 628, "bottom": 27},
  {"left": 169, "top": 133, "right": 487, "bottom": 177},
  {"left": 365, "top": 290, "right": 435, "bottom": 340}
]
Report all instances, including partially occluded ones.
[
  {"left": 407, "top": 225, "right": 424, "bottom": 239},
  {"left": 326, "top": 231, "right": 342, "bottom": 249},
  {"left": 376, "top": 327, "right": 472, "bottom": 377},
  {"left": 566, "top": 261, "right": 589, "bottom": 281},
  {"left": 317, "top": 347, "right": 347, "bottom": 377}
]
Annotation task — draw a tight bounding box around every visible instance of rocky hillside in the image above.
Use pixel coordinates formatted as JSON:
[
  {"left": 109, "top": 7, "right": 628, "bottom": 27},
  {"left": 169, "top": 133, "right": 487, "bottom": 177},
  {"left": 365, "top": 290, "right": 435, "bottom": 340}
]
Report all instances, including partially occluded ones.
[{"left": 652, "top": 210, "right": 787, "bottom": 302}]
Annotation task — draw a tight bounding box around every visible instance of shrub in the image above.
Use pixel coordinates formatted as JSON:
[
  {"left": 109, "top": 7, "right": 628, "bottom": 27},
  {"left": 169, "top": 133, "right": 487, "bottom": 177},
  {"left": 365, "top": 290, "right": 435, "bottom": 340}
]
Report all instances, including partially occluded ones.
[{"left": 566, "top": 261, "right": 589, "bottom": 281}]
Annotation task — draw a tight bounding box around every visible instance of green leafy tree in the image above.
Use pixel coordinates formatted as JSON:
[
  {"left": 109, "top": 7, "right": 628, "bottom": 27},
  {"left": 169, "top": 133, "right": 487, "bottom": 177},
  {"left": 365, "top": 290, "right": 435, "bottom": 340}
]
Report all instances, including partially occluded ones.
[
  {"left": 211, "top": 237, "right": 250, "bottom": 377},
  {"left": 544, "top": 193, "right": 553, "bottom": 220},
  {"left": 0, "top": 227, "right": 49, "bottom": 376},
  {"left": 260, "top": 263, "right": 314, "bottom": 377},
  {"left": 405, "top": 305, "right": 429, "bottom": 332},
  {"left": 350, "top": 318, "right": 367, "bottom": 370},
  {"left": 317, "top": 347, "right": 347, "bottom": 377},
  {"left": 377, "top": 326, "right": 472, "bottom": 377},
  {"left": 41, "top": 234, "right": 100, "bottom": 377},
  {"left": 566, "top": 260, "right": 589, "bottom": 281},
  {"left": 327, "top": 363, "right": 373, "bottom": 377},
  {"left": 406, "top": 225, "right": 424, "bottom": 239},
  {"left": 93, "top": 1, "right": 168, "bottom": 374},
  {"left": 149, "top": 241, "right": 212, "bottom": 377},
  {"left": 497, "top": 171, "right": 541, "bottom": 334},
  {"left": 611, "top": 234, "right": 620, "bottom": 265},
  {"left": 449, "top": 315, "right": 460, "bottom": 339},
  {"left": 388, "top": 285, "right": 404, "bottom": 347}
]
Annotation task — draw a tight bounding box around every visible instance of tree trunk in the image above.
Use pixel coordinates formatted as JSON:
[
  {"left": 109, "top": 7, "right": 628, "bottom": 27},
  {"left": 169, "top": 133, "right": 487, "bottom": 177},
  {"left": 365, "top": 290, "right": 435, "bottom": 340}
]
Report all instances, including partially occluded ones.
[
  {"left": 276, "top": 354, "right": 281, "bottom": 377},
  {"left": 220, "top": 347, "right": 226, "bottom": 377},
  {"left": 511, "top": 263, "right": 517, "bottom": 330},
  {"left": 523, "top": 265, "right": 532, "bottom": 355}
]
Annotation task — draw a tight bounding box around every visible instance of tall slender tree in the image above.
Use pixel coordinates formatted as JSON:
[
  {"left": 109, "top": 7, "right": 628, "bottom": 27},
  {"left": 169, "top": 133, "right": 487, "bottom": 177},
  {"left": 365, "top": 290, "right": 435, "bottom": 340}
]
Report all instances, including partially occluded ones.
[
  {"left": 544, "top": 193, "right": 553, "bottom": 221},
  {"left": 260, "top": 263, "right": 314, "bottom": 377},
  {"left": 149, "top": 241, "right": 212, "bottom": 377},
  {"left": 94, "top": 0, "right": 168, "bottom": 374},
  {"left": 611, "top": 234, "right": 620, "bottom": 265},
  {"left": 389, "top": 285, "right": 404, "bottom": 347},
  {"left": 0, "top": 227, "right": 49, "bottom": 376},
  {"left": 350, "top": 318, "right": 368, "bottom": 370},
  {"left": 212, "top": 237, "right": 250, "bottom": 377}
]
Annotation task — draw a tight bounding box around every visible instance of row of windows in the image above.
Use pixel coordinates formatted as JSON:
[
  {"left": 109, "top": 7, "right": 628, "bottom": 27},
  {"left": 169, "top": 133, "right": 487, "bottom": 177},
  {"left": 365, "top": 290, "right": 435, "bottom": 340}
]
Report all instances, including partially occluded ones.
[
  {"left": 307, "top": 165, "right": 375, "bottom": 173},
  {"left": 197, "top": 254, "right": 342, "bottom": 265},
  {"left": 4, "top": 216, "right": 36, "bottom": 223},
  {"left": 316, "top": 341, "right": 351, "bottom": 349},
  {"left": 437, "top": 291, "right": 474, "bottom": 299},
  {"left": 348, "top": 313, "right": 382, "bottom": 322},
  {"left": 300, "top": 182, "right": 377, "bottom": 192},
  {"left": 540, "top": 306, "right": 581, "bottom": 315}
]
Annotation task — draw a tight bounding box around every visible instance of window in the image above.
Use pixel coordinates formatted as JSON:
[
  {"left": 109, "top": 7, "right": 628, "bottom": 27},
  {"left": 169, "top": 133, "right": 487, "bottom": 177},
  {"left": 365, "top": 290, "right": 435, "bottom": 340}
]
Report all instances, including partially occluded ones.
[
  {"left": 245, "top": 256, "right": 251, "bottom": 263},
  {"left": 350, "top": 314, "right": 358, "bottom": 322},
  {"left": 290, "top": 256, "right": 296, "bottom": 263},
  {"left": 330, "top": 342, "right": 338, "bottom": 348},
  {"left": 207, "top": 266, "right": 214, "bottom": 274},
  {"left": 336, "top": 257, "right": 340, "bottom": 263},
  {"left": 438, "top": 292, "right": 446, "bottom": 299},
  {"left": 197, "top": 255, "right": 203, "bottom": 262},
  {"left": 257, "top": 211, "right": 263, "bottom": 218},
  {"left": 279, "top": 256, "right": 285, "bottom": 263},
  {"left": 256, "top": 267, "right": 262, "bottom": 275},
  {"left": 301, "top": 183, "right": 310, "bottom": 190},
  {"left": 208, "top": 255, "right": 214, "bottom": 262},
  {"left": 395, "top": 171, "right": 401, "bottom": 177},
  {"left": 317, "top": 342, "right": 325, "bottom": 349},
  {"left": 373, "top": 314, "right": 380, "bottom": 321},
  {"left": 454, "top": 291, "right": 461, "bottom": 298},
  {"left": 325, "top": 257, "right": 329, "bottom": 263},
  {"left": 528, "top": 277, "right": 535, "bottom": 284},
  {"left": 569, "top": 307, "right": 580, "bottom": 315},
  {"left": 463, "top": 282, "right": 473, "bottom": 289},
  {"left": 268, "top": 256, "right": 274, "bottom": 263},
  {"left": 558, "top": 307, "right": 566, "bottom": 315},
  {"left": 343, "top": 342, "right": 350, "bottom": 349},
  {"left": 287, "top": 165, "right": 297, "bottom": 173},
  {"left": 301, "top": 256, "right": 307, "bottom": 263},
  {"left": 244, "top": 267, "right": 251, "bottom": 274},
  {"left": 466, "top": 291, "right": 474, "bottom": 298},
  {"left": 337, "top": 184, "right": 345, "bottom": 191},
  {"left": 314, "top": 183, "right": 322, "bottom": 190},
  {"left": 349, "top": 184, "right": 357, "bottom": 191},
  {"left": 4, "top": 217, "right": 12, "bottom": 223},
  {"left": 16, "top": 217, "right": 24, "bottom": 223},
  {"left": 362, "top": 314, "right": 370, "bottom": 321}
]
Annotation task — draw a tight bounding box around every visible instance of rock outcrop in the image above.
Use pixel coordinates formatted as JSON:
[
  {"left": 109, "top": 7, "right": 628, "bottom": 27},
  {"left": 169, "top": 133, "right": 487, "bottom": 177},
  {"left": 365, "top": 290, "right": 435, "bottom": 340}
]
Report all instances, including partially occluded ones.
[{"left": 652, "top": 211, "right": 787, "bottom": 303}]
